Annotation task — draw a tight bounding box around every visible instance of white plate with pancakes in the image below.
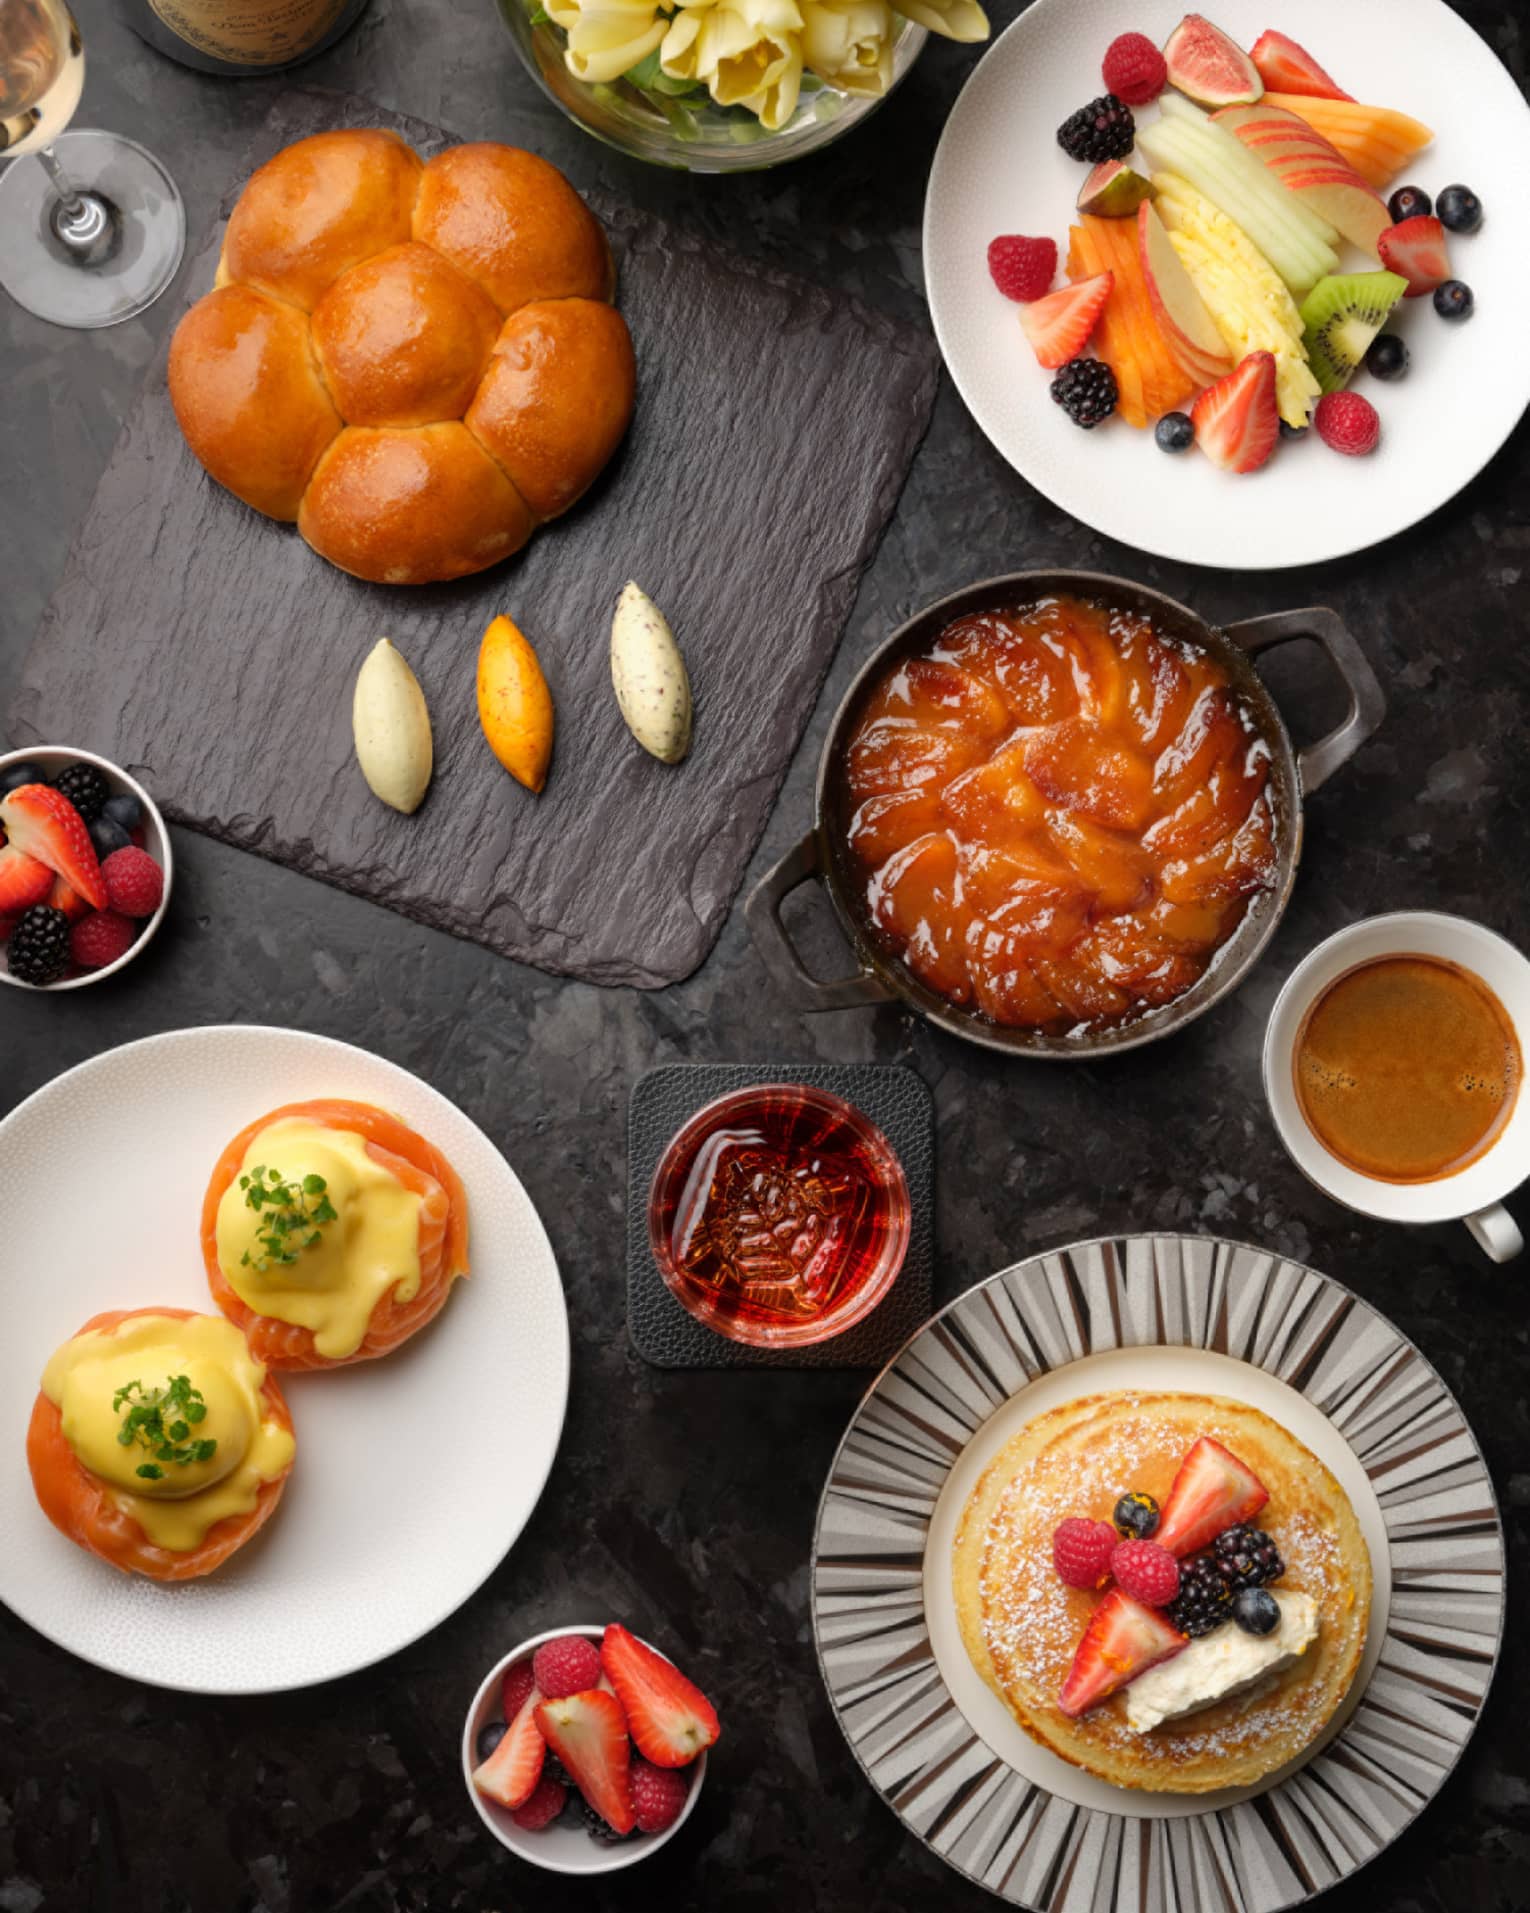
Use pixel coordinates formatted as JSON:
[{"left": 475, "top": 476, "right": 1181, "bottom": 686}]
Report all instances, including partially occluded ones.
[
  {"left": 812, "top": 1234, "right": 1503, "bottom": 1910},
  {"left": 0, "top": 1026, "right": 569, "bottom": 1693}
]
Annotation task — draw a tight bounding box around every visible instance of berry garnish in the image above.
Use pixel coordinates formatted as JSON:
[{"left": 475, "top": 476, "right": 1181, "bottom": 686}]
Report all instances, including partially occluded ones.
[
  {"left": 88, "top": 814, "right": 131, "bottom": 862},
  {"left": 51, "top": 761, "right": 109, "bottom": 823},
  {"left": 1154, "top": 412, "right": 1194, "bottom": 454},
  {"left": 1052, "top": 1516, "right": 1118, "bottom": 1590},
  {"left": 1112, "top": 1490, "right": 1161, "bottom": 1539},
  {"left": 5, "top": 903, "right": 70, "bottom": 985},
  {"left": 1232, "top": 1587, "right": 1281, "bottom": 1636},
  {"left": 1020, "top": 273, "right": 1112, "bottom": 370},
  {"left": 1050, "top": 356, "right": 1118, "bottom": 428},
  {"left": 581, "top": 1797, "right": 639, "bottom": 1845},
  {"left": 1101, "top": 32, "right": 1167, "bottom": 106},
  {"left": 510, "top": 1773, "right": 567, "bottom": 1831},
  {"left": 501, "top": 1658, "right": 536, "bottom": 1721},
  {"left": 0, "top": 760, "right": 46, "bottom": 795},
  {"left": 1166, "top": 1554, "right": 1233, "bottom": 1638},
  {"left": 1377, "top": 215, "right": 1452, "bottom": 298},
  {"left": 600, "top": 1624, "right": 721, "bottom": 1769},
  {"left": 987, "top": 234, "right": 1058, "bottom": 304},
  {"left": 532, "top": 1634, "right": 604, "bottom": 1701},
  {"left": 1365, "top": 333, "right": 1409, "bottom": 381},
  {"left": 1278, "top": 418, "right": 1309, "bottom": 440},
  {"left": 0, "top": 784, "right": 107, "bottom": 910},
  {"left": 472, "top": 1687, "right": 546, "bottom": 1811},
  {"left": 100, "top": 844, "right": 164, "bottom": 919},
  {"left": 69, "top": 910, "right": 138, "bottom": 972},
  {"left": 1056, "top": 94, "right": 1135, "bottom": 165},
  {"left": 1156, "top": 1437, "right": 1269, "bottom": 1558},
  {"left": 1314, "top": 390, "right": 1381, "bottom": 456},
  {"left": 537, "top": 1690, "right": 635, "bottom": 1834},
  {"left": 48, "top": 875, "right": 89, "bottom": 923},
  {"left": 476, "top": 1718, "right": 508, "bottom": 1762},
  {"left": 1433, "top": 279, "right": 1474, "bottom": 321},
  {"left": 1436, "top": 184, "right": 1482, "bottom": 234},
  {"left": 1058, "top": 1591, "right": 1187, "bottom": 1718},
  {"left": 1386, "top": 184, "right": 1432, "bottom": 224},
  {"left": 1212, "top": 1525, "right": 1285, "bottom": 1590},
  {"left": 101, "top": 791, "right": 143, "bottom": 834},
  {"left": 1190, "top": 351, "right": 1279, "bottom": 475},
  {"left": 0, "top": 845, "right": 53, "bottom": 916},
  {"left": 630, "top": 1756, "right": 692, "bottom": 1834},
  {"left": 1110, "top": 1539, "right": 1180, "bottom": 1607}
]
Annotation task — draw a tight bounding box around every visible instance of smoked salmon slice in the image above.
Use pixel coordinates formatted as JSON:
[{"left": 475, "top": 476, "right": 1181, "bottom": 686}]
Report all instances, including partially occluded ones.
[{"left": 200, "top": 1099, "right": 470, "bottom": 1371}]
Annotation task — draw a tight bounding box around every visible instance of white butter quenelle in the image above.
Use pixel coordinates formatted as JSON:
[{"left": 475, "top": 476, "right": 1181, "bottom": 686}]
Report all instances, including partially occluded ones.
[{"left": 1126, "top": 1590, "right": 1320, "bottom": 1733}]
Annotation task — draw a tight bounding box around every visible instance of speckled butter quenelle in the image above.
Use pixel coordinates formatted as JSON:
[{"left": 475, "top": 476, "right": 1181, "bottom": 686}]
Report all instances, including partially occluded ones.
[{"left": 610, "top": 581, "right": 692, "bottom": 764}]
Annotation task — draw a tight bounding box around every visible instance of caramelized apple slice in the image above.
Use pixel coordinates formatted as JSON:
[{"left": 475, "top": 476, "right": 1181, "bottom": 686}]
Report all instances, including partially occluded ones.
[
  {"left": 1119, "top": 628, "right": 1196, "bottom": 755},
  {"left": 1044, "top": 811, "right": 1152, "bottom": 913},
  {"left": 1032, "top": 957, "right": 1133, "bottom": 1025},
  {"left": 965, "top": 927, "right": 1072, "bottom": 1029},
  {"left": 1027, "top": 721, "right": 1155, "bottom": 831},
  {"left": 1069, "top": 918, "right": 1206, "bottom": 1005},
  {"left": 847, "top": 787, "right": 946, "bottom": 865},
  {"left": 937, "top": 614, "right": 1078, "bottom": 728},
  {"left": 940, "top": 739, "right": 1047, "bottom": 839},
  {"left": 879, "top": 658, "right": 1010, "bottom": 742},
  {"left": 1067, "top": 601, "right": 1130, "bottom": 727},
  {"left": 845, "top": 716, "right": 982, "bottom": 799},
  {"left": 1153, "top": 687, "right": 1246, "bottom": 810},
  {"left": 869, "top": 832, "right": 970, "bottom": 1000},
  {"left": 1160, "top": 792, "right": 1278, "bottom": 903}
]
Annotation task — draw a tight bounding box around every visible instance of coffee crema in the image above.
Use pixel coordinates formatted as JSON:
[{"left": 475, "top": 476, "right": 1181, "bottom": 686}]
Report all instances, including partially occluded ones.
[{"left": 1294, "top": 954, "right": 1521, "bottom": 1184}]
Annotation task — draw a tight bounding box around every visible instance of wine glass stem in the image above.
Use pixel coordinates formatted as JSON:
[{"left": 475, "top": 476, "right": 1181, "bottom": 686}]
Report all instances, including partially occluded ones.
[
  {"left": 34, "top": 141, "right": 119, "bottom": 264},
  {"left": 36, "top": 142, "right": 85, "bottom": 217}
]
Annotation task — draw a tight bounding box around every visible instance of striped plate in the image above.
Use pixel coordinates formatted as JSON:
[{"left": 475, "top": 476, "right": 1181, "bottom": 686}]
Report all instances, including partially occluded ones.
[{"left": 811, "top": 1235, "right": 1503, "bottom": 1910}]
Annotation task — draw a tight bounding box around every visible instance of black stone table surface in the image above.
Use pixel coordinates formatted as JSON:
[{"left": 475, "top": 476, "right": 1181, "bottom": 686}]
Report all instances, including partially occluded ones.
[{"left": 2, "top": 4, "right": 1526, "bottom": 1909}]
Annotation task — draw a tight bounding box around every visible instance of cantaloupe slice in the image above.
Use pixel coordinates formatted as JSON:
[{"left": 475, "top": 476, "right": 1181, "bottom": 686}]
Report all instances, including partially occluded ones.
[
  {"left": 1262, "top": 94, "right": 1433, "bottom": 188},
  {"left": 1069, "top": 223, "right": 1147, "bottom": 427},
  {"left": 1081, "top": 215, "right": 1196, "bottom": 421}
]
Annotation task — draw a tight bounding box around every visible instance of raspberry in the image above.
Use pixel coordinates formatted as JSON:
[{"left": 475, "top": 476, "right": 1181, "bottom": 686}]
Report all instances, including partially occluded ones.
[
  {"left": 69, "top": 911, "right": 138, "bottom": 971},
  {"left": 1110, "top": 1539, "right": 1180, "bottom": 1607},
  {"left": 1052, "top": 1517, "right": 1118, "bottom": 1590},
  {"left": 531, "top": 1634, "right": 603, "bottom": 1700},
  {"left": 630, "top": 1756, "right": 691, "bottom": 1834},
  {"left": 1314, "top": 390, "right": 1380, "bottom": 456},
  {"left": 100, "top": 845, "right": 164, "bottom": 919},
  {"left": 987, "top": 233, "right": 1057, "bottom": 303},
  {"left": 1102, "top": 32, "right": 1167, "bottom": 105},
  {"left": 510, "top": 1773, "right": 566, "bottom": 1831},
  {"left": 501, "top": 1658, "right": 536, "bottom": 1720}
]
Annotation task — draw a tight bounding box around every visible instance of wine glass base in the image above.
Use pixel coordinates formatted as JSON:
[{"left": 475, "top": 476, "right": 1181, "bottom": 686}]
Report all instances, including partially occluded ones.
[{"left": 0, "top": 129, "right": 185, "bottom": 329}]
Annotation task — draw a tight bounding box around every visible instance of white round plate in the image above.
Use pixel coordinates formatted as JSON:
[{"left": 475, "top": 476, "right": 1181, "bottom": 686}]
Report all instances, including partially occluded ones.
[
  {"left": 0, "top": 1026, "right": 569, "bottom": 1694},
  {"left": 924, "top": 0, "right": 1530, "bottom": 568},
  {"left": 813, "top": 1235, "right": 1503, "bottom": 1910}
]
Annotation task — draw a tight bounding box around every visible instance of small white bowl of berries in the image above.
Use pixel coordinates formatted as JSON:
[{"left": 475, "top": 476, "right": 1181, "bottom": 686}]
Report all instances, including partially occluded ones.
[
  {"left": 0, "top": 746, "right": 172, "bottom": 991},
  {"left": 462, "top": 1622, "right": 715, "bottom": 1875}
]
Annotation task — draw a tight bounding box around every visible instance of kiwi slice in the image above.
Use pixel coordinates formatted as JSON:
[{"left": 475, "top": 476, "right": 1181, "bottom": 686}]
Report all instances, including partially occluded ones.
[{"left": 1299, "top": 272, "right": 1410, "bottom": 395}]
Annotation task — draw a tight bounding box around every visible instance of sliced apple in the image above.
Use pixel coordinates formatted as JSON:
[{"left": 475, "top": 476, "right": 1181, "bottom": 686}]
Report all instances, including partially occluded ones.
[
  {"left": 1137, "top": 202, "right": 1233, "bottom": 384},
  {"left": 1215, "top": 102, "right": 1390, "bottom": 254}
]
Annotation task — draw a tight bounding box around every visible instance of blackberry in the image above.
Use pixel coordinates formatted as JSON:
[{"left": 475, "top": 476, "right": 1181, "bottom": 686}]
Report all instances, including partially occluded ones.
[
  {"left": 581, "top": 1798, "right": 637, "bottom": 1844},
  {"left": 1166, "top": 1555, "right": 1232, "bottom": 1638},
  {"left": 1057, "top": 94, "right": 1135, "bottom": 165},
  {"left": 52, "top": 761, "right": 109, "bottom": 823},
  {"left": 6, "top": 905, "right": 70, "bottom": 985},
  {"left": 544, "top": 1753, "right": 576, "bottom": 1792},
  {"left": 1212, "top": 1525, "right": 1284, "bottom": 1590},
  {"left": 1113, "top": 1490, "right": 1161, "bottom": 1539},
  {"left": 1051, "top": 358, "right": 1118, "bottom": 429}
]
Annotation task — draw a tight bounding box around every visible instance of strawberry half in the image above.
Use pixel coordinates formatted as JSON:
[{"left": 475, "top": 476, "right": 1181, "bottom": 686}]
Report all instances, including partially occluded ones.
[
  {"left": 471, "top": 1686, "right": 545, "bottom": 1811},
  {"left": 0, "top": 845, "right": 53, "bottom": 914},
  {"left": 1377, "top": 215, "right": 1452, "bottom": 297},
  {"left": 1019, "top": 272, "right": 1113, "bottom": 370},
  {"left": 1058, "top": 1591, "right": 1187, "bottom": 1717},
  {"left": 1155, "top": 1436, "right": 1270, "bottom": 1557},
  {"left": 1190, "top": 351, "right": 1279, "bottom": 474},
  {"left": 0, "top": 785, "right": 107, "bottom": 910},
  {"left": 536, "top": 1689, "right": 635, "bottom": 1833},
  {"left": 600, "top": 1624, "right": 721, "bottom": 1769},
  {"left": 1248, "top": 29, "right": 1353, "bottom": 102}
]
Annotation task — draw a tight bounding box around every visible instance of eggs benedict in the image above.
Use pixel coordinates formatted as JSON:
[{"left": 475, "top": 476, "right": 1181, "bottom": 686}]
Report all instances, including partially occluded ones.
[
  {"left": 201, "top": 1099, "right": 469, "bottom": 1369},
  {"left": 27, "top": 1307, "right": 295, "bottom": 1581}
]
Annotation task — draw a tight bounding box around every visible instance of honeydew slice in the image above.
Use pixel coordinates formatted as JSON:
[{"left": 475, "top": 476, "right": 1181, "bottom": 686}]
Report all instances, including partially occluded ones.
[{"left": 1154, "top": 99, "right": 1343, "bottom": 259}]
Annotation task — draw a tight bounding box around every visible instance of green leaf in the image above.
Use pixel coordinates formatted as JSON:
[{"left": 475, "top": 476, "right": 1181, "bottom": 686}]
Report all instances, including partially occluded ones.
[
  {"left": 624, "top": 48, "right": 663, "bottom": 89},
  {"left": 136, "top": 1463, "right": 163, "bottom": 1481}
]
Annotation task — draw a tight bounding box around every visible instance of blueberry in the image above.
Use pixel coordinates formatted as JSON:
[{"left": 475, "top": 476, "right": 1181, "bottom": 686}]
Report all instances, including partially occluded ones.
[
  {"left": 102, "top": 791, "right": 143, "bottom": 833},
  {"left": 1113, "top": 1491, "right": 1160, "bottom": 1539},
  {"left": 1278, "top": 418, "right": 1308, "bottom": 440},
  {"left": 1436, "top": 184, "right": 1482, "bottom": 234},
  {"left": 1232, "top": 1587, "right": 1280, "bottom": 1636},
  {"left": 1433, "top": 280, "right": 1474, "bottom": 321},
  {"left": 1387, "top": 184, "right": 1432, "bottom": 223},
  {"left": 1365, "top": 333, "right": 1409, "bottom": 381},
  {"left": 1154, "top": 411, "right": 1194, "bottom": 453},
  {"left": 476, "top": 1719, "right": 507, "bottom": 1761},
  {"left": 0, "top": 760, "right": 47, "bottom": 795},
  {"left": 88, "top": 814, "right": 131, "bottom": 860}
]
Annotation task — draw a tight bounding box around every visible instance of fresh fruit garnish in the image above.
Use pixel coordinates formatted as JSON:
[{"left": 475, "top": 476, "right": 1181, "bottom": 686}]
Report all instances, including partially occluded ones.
[
  {"left": 4, "top": 903, "right": 70, "bottom": 985},
  {"left": 51, "top": 761, "right": 109, "bottom": 823},
  {"left": 100, "top": 845, "right": 163, "bottom": 920},
  {"left": 70, "top": 910, "right": 137, "bottom": 971},
  {"left": 1052, "top": 1515, "right": 1118, "bottom": 1589},
  {"left": 1248, "top": 29, "right": 1352, "bottom": 102},
  {"left": 1279, "top": 418, "right": 1308, "bottom": 440},
  {"left": 1190, "top": 350, "right": 1280, "bottom": 474},
  {"left": 1436, "top": 184, "right": 1482, "bottom": 234},
  {"left": 1137, "top": 200, "right": 1233, "bottom": 386},
  {"left": 1069, "top": 215, "right": 1198, "bottom": 423},
  {"left": 1050, "top": 356, "right": 1119, "bottom": 427},
  {"left": 473, "top": 1686, "right": 546, "bottom": 1811},
  {"left": 1433, "top": 279, "right": 1474, "bottom": 321},
  {"left": 1113, "top": 1490, "right": 1161, "bottom": 1539},
  {"left": 1057, "top": 94, "right": 1135, "bottom": 165},
  {"left": 0, "top": 760, "right": 46, "bottom": 795},
  {"left": 600, "top": 1624, "right": 720, "bottom": 1769},
  {"left": 1156, "top": 1435, "right": 1271, "bottom": 1555},
  {"left": 1298, "top": 271, "right": 1409, "bottom": 393},
  {"left": 88, "top": 814, "right": 131, "bottom": 862},
  {"left": 1101, "top": 32, "right": 1167, "bottom": 106},
  {"left": 1232, "top": 1586, "right": 1281, "bottom": 1634},
  {"left": 1057, "top": 1590, "right": 1187, "bottom": 1717},
  {"left": 0, "top": 784, "right": 107, "bottom": 911},
  {"left": 1262, "top": 95, "right": 1434, "bottom": 190},
  {"left": 1365, "top": 333, "right": 1409, "bottom": 380},
  {"left": 502, "top": 1658, "right": 536, "bottom": 1720},
  {"left": 0, "top": 845, "right": 53, "bottom": 915},
  {"left": 1166, "top": 1552, "right": 1234, "bottom": 1636},
  {"left": 476, "top": 1718, "right": 508, "bottom": 1762},
  {"left": 630, "top": 1756, "right": 692, "bottom": 1834},
  {"left": 101, "top": 791, "right": 142, "bottom": 834},
  {"left": 1387, "top": 184, "right": 1432, "bottom": 223},
  {"left": 1019, "top": 272, "right": 1113, "bottom": 368},
  {"left": 1314, "top": 389, "right": 1381, "bottom": 455},
  {"left": 535, "top": 1689, "right": 636, "bottom": 1833},
  {"left": 986, "top": 233, "right": 1058, "bottom": 303},
  {"left": 532, "top": 1634, "right": 604, "bottom": 1701},
  {"left": 510, "top": 1772, "right": 567, "bottom": 1831},
  {"left": 581, "top": 1796, "right": 639, "bottom": 1844},
  {"left": 1077, "top": 160, "right": 1156, "bottom": 218},
  {"left": 1110, "top": 1538, "right": 1181, "bottom": 1606},
  {"left": 1377, "top": 215, "right": 1451, "bottom": 297},
  {"left": 1212, "top": 101, "right": 1390, "bottom": 254},
  {"left": 1155, "top": 411, "right": 1195, "bottom": 452},
  {"left": 1211, "top": 1524, "right": 1285, "bottom": 1589},
  {"left": 1162, "top": 14, "right": 1263, "bottom": 109}
]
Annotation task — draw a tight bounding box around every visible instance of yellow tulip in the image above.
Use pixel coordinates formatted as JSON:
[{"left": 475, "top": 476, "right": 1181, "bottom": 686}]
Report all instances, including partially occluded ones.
[
  {"left": 894, "top": 0, "right": 987, "bottom": 43},
  {"left": 800, "top": 0, "right": 892, "bottom": 95},
  {"left": 551, "top": 0, "right": 669, "bottom": 85}
]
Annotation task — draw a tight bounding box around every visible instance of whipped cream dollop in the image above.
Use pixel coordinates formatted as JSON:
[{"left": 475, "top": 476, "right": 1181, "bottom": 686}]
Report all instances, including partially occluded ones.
[{"left": 1126, "top": 1589, "right": 1319, "bottom": 1733}]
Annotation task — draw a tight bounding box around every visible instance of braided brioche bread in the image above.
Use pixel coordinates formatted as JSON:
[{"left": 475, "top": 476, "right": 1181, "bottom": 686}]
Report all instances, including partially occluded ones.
[{"left": 169, "top": 130, "right": 635, "bottom": 586}]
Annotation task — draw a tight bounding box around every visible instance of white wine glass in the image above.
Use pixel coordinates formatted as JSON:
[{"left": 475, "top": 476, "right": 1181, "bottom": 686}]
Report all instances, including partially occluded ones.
[{"left": 0, "top": 0, "right": 184, "bottom": 328}]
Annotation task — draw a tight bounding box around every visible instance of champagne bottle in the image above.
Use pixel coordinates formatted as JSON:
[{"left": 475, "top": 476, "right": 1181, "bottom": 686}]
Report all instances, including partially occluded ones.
[{"left": 113, "top": 0, "right": 369, "bottom": 75}]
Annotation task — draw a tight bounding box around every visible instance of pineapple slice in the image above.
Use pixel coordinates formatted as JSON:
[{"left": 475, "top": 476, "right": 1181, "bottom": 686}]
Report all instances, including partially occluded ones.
[{"left": 1152, "top": 174, "right": 1321, "bottom": 428}]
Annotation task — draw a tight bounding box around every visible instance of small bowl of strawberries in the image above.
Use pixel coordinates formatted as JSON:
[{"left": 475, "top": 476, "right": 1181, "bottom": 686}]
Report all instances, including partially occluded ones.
[
  {"left": 462, "top": 1621, "right": 716, "bottom": 1874},
  {"left": 0, "top": 746, "right": 172, "bottom": 991}
]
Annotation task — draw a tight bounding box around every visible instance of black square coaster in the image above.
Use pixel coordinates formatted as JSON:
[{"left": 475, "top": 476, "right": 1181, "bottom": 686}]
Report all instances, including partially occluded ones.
[{"left": 626, "top": 1063, "right": 934, "bottom": 1370}]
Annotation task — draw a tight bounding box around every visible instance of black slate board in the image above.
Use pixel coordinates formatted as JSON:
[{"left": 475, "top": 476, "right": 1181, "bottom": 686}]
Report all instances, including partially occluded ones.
[
  {"left": 627, "top": 1063, "right": 934, "bottom": 1370},
  {"left": 9, "top": 88, "right": 937, "bottom": 989}
]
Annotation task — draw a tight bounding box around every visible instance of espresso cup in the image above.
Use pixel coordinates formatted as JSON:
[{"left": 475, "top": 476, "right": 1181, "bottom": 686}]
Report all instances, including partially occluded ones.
[{"left": 1264, "top": 912, "right": 1530, "bottom": 1262}]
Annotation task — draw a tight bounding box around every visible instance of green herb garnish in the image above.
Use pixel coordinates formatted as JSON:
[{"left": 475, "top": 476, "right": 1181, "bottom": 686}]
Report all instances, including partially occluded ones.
[
  {"left": 239, "top": 1166, "right": 339, "bottom": 1272},
  {"left": 112, "top": 1375, "right": 217, "bottom": 1479}
]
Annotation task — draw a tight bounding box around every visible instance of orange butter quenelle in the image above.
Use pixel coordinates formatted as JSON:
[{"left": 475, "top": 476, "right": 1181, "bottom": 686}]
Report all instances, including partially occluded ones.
[{"left": 201, "top": 1100, "right": 469, "bottom": 1370}]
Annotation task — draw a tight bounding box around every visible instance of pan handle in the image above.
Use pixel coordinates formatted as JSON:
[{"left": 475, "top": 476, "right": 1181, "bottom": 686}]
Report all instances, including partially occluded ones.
[
  {"left": 1224, "top": 605, "right": 1386, "bottom": 795},
  {"left": 746, "top": 831, "right": 898, "bottom": 1012}
]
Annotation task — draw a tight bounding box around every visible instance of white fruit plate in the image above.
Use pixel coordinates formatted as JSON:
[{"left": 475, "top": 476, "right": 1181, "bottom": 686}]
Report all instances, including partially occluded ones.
[{"left": 924, "top": 0, "right": 1530, "bottom": 568}]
